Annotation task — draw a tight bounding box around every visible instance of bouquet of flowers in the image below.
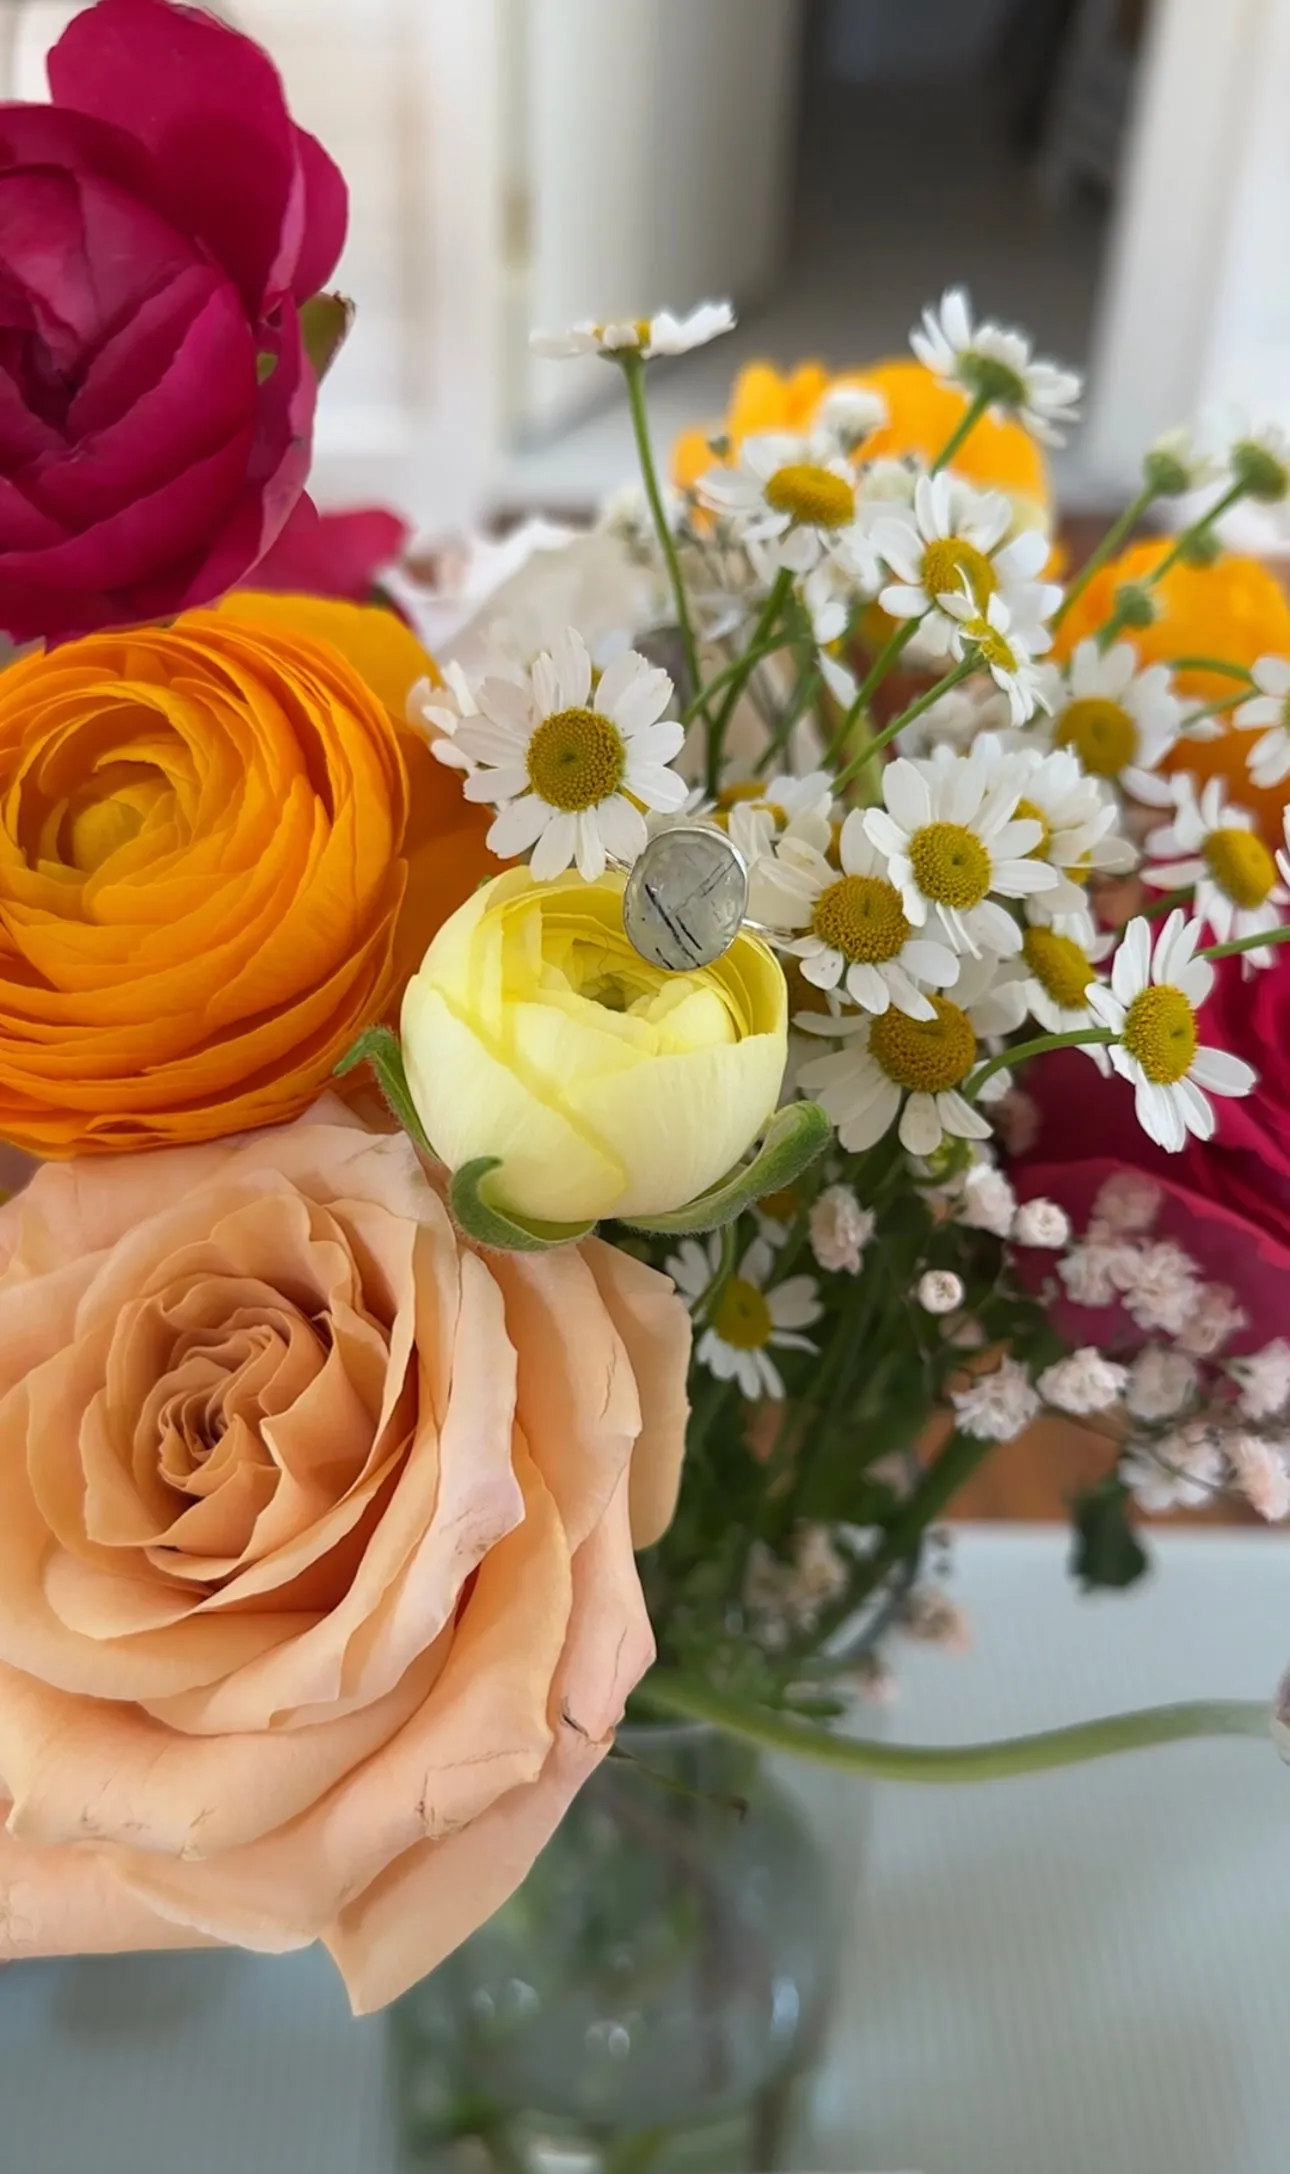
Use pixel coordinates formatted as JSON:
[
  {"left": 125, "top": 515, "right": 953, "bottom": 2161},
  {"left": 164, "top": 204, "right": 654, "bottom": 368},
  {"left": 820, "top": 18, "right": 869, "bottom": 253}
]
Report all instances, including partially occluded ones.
[{"left": 1, "top": 0, "right": 1286, "bottom": 2037}]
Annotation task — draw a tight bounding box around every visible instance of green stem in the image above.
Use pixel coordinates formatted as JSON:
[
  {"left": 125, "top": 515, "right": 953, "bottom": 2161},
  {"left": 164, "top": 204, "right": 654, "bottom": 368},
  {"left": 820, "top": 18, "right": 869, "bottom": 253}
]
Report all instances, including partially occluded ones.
[
  {"left": 706, "top": 568, "right": 793, "bottom": 795},
  {"left": 753, "top": 662, "right": 821, "bottom": 776},
  {"left": 1170, "top": 655, "right": 1257, "bottom": 682},
  {"left": 696, "top": 1221, "right": 739, "bottom": 1326},
  {"left": 1180, "top": 689, "right": 1250, "bottom": 730},
  {"left": 621, "top": 352, "right": 702, "bottom": 718},
  {"left": 849, "top": 1425, "right": 994, "bottom": 1602},
  {"left": 930, "top": 387, "right": 991, "bottom": 475},
  {"left": 1201, "top": 922, "right": 1290, "bottom": 962},
  {"left": 1097, "top": 480, "right": 1249, "bottom": 651},
  {"left": 1050, "top": 484, "right": 1155, "bottom": 632},
  {"left": 821, "top": 617, "right": 922, "bottom": 769},
  {"left": 682, "top": 637, "right": 795, "bottom": 729},
  {"left": 964, "top": 1026, "right": 1116, "bottom": 1102},
  {"left": 834, "top": 656, "right": 975, "bottom": 792},
  {"left": 640, "top": 1675, "right": 1271, "bottom": 1784}
]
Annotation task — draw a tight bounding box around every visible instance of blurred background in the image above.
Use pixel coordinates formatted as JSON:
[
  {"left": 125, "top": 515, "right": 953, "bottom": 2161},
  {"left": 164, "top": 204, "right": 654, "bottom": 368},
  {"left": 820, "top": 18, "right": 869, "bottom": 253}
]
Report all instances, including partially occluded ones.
[{"left": 6, "top": 0, "right": 1287, "bottom": 541}]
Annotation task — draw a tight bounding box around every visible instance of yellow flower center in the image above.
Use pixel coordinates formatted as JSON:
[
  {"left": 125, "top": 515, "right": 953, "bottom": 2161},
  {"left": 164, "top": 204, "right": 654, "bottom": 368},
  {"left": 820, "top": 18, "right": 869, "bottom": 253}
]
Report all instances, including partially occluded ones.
[
  {"left": 713, "top": 1275, "right": 773, "bottom": 1350},
  {"left": 909, "top": 821, "right": 992, "bottom": 909},
  {"left": 1023, "top": 925, "right": 1093, "bottom": 1009},
  {"left": 1054, "top": 697, "right": 1138, "bottom": 779},
  {"left": 1122, "top": 984, "right": 1197, "bottom": 1085},
  {"left": 717, "top": 780, "right": 788, "bottom": 828},
  {"left": 811, "top": 873, "right": 911, "bottom": 963},
  {"left": 1203, "top": 825, "right": 1276, "bottom": 908},
  {"left": 868, "top": 996, "right": 977, "bottom": 1094},
  {"left": 1014, "top": 795, "right": 1052, "bottom": 859},
  {"left": 920, "top": 536, "right": 998, "bottom": 607},
  {"left": 526, "top": 706, "right": 625, "bottom": 811},
  {"left": 764, "top": 463, "right": 855, "bottom": 530}
]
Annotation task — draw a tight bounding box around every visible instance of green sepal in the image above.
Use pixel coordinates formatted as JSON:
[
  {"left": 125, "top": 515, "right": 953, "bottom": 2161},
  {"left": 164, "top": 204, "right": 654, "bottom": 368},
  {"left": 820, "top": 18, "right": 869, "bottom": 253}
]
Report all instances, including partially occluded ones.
[
  {"left": 1071, "top": 1478, "right": 1150, "bottom": 1592},
  {"left": 300, "top": 291, "right": 355, "bottom": 381},
  {"left": 622, "top": 1101, "right": 832, "bottom": 1236},
  {"left": 449, "top": 1158, "right": 596, "bottom": 1253},
  {"left": 333, "top": 1025, "right": 431, "bottom": 1154}
]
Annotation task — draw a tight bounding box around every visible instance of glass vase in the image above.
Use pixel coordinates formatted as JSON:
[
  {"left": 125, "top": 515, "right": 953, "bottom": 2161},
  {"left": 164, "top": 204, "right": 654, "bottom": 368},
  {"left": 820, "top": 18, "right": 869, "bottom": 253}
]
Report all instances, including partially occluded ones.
[{"left": 390, "top": 1722, "right": 861, "bottom": 2174}]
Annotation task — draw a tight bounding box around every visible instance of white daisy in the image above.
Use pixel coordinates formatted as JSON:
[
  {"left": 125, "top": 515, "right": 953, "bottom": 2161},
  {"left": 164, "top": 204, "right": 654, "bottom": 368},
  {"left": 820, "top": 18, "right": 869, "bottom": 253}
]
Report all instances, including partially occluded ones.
[
  {"left": 1145, "top": 774, "right": 1287, "bottom": 959},
  {"left": 1039, "top": 639, "right": 1182, "bottom": 801},
  {"left": 720, "top": 773, "right": 834, "bottom": 908},
  {"left": 949, "top": 735, "right": 1134, "bottom": 915},
  {"left": 940, "top": 589, "right": 1050, "bottom": 727},
  {"left": 1086, "top": 910, "right": 1257, "bottom": 1152},
  {"left": 910, "top": 286, "right": 1083, "bottom": 446},
  {"left": 668, "top": 1233, "right": 822, "bottom": 1402},
  {"left": 530, "top": 300, "right": 735, "bottom": 360},
  {"left": 760, "top": 807, "right": 960, "bottom": 1019},
  {"left": 1016, "top": 919, "right": 1115, "bottom": 1038},
  {"left": 454, "top": 626, "right": 687, "bottom": 881},
  {"left": 870, "top": 471, "right": 1059, "bottom": 654},
  {"left": 408, "top": 662, "right": 483, "bottom": 774},
  {"left": 695, "top": 432, "right": 875, "bottom": 605},
  {"left": 863, "top": 749, "right": 1058, "bottom": 959},
  {"left": 795, "top": 954, "right": 1026, "bottom": 1156},
  {"left": 1235, "top": 655, "right": 1290, "bottom": 788}
]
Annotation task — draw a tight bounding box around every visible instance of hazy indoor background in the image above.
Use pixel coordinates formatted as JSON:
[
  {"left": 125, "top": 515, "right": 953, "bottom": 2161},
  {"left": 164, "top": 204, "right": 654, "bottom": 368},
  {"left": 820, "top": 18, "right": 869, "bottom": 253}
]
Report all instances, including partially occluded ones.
[{"left": 5, "top": 0, "right": 1286, "bottom": 542}]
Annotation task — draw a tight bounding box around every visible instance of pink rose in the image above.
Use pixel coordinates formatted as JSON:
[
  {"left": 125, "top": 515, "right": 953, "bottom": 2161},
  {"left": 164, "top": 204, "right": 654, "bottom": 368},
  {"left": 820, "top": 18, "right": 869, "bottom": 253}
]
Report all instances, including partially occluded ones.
[
  {"left": 0, "top": 0, "right": 347, "bottom": 644},
  {"left": 1196, "top": 947, "right": 1290, "bottom": 1181},
  {"left": 251, "top": 500, "right": 411, "bottom": 604},
  {"left": 0, "top": 1107, "right": 690, "bottom": 2011}
]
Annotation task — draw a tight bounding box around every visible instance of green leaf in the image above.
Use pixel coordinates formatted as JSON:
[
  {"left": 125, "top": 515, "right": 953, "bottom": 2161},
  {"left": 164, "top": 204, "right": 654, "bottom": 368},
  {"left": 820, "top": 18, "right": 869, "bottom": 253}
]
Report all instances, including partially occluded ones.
[
  {"left": 333, "top": 1025, "right": 431, "bottom": 1153},
  {"left": 622, "top": 1101, "right": 832, "bottom": 1236},
  {"left": 1071, "top": 1479, "right": 1150, "bottom": 1592},
  {"left": 256, "top": 351, "right": 278, "bottom": 384},
  {"left": 300, "top": 291, "right": 355, "bottom": 381},
  {"left": 449, "top": 1158, "right": 596, "bottom": 1253}
]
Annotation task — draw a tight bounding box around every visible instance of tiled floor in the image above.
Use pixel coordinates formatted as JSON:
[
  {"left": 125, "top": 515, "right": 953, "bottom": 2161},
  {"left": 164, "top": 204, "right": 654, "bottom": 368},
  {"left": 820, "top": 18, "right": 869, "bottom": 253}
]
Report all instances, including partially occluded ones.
[{"left": 497, "top": 80, "right": 1111, "bottom": 515}]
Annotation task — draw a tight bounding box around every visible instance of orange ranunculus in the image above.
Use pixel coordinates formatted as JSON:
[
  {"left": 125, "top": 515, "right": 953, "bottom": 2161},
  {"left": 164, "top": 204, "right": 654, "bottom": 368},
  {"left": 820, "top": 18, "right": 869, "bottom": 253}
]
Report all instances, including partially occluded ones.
[
  {"left": 0, "top": 1105, "right": 691, "bottom": 2011},
  {"left": 1055, "top": 540, "right": 1290, "bottom": 844},
  {"left": 0, "top": 596, "right": 491, "bottom": 1156},
  {"left": 673, "top": 356, "right": 1051, "bottom": 528}
]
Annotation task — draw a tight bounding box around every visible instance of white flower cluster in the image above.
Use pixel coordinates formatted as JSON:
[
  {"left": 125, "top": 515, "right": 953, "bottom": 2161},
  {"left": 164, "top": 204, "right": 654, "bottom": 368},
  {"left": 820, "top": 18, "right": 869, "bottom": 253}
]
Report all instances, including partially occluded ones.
[{"left": 1037, "top": 1176, "right": 1290, "bottom": 1523}]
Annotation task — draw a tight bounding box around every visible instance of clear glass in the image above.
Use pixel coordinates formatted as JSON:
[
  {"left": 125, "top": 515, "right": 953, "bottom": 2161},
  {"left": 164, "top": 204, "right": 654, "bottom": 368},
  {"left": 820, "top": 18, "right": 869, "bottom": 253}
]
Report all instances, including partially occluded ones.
[{"left": 390, "top": 1722, "right": 859, "bottom": 2174}]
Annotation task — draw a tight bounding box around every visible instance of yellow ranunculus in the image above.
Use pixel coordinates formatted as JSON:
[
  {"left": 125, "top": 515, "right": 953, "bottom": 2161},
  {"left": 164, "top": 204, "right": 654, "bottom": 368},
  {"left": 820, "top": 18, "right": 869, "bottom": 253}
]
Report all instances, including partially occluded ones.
[{"left": 402, "top": 868, "right": 788, "bottom": 1225}]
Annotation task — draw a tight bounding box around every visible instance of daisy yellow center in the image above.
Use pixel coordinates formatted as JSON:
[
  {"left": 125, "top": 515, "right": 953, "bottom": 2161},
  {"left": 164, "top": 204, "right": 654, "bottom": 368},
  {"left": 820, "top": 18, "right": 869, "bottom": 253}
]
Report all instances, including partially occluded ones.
[
  {"left": 717, "top": 781, "right": 788, "bottom": 827},
  {"left": 1054, "top": 697, "right": 1137, "bottom": 779},
  {"left": 811, "top": 873, "right": 911, "bottom": 963},
  {"left": 920, "top": 536, "right": 997, "bottom": 607},
  {"left": 1122, "top": 984, "right": 1197, "bottom": 1086},
  {"left": 869, "top": 996, "right": 977, "bottom": 1094},
  {"left": 1203, "top": 825, "right": 1276, "bottom": 908},
  {"left": 909, "top": 821, "right": 992, "bottom": 909},
  {"left": 713, "top": 1276, "right": 772, "bottom": 1351},
  {"left": 1023, "top": 926, "right": 1093, "bottom": 1009},
  {"left": 764, "top": 463, "right": 855, "bottom": 530},
  {"left": 526, "top": 706, "right": 625, "bottom": 811},
  {"left": 1014, "top": 795, "right": 1052, "bottom": 859}
]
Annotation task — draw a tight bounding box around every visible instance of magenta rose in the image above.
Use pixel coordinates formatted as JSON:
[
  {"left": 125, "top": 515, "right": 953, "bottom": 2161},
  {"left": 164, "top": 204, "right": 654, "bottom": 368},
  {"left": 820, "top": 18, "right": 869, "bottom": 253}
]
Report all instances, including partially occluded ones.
[
  {"left": 250, "top": 499, "right": 410, "bottom": 603},
  {"left": 1194, "top": 947, "right": 1290, "bottom": 1181},
  {"left": 0, "top": 0, "right": 347, "bottom": 643}
]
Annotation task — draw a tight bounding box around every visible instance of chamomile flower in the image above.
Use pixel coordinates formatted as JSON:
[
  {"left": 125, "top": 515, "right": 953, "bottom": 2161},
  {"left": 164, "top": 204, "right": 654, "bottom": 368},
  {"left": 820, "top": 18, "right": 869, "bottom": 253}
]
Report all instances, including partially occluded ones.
[
  {"left": 760, "top": 808, "right": 960, "bottom": 1018},
  {"left": 454, "top": 627, "right": 686, "bottom": 881},
  {"left": 409, "top": 661, "right": 484, "bottom": 773},
  {"left": 1143, "top": 426, "right": 1225, "bottom": 498},
  {"left": 941, "top": 589, "right": 1050, "bottom": 726},
  {"left": 668, "top": 1234, "right": 822, "bottom": 1402},
  {"left": 870, "top": 472, "right": 1058, "bottom": 653},
  {"left": 1040, "top": 639, "right": 1182, "bottom": 801},
  {"left": 1086, "top": 911, "right": 1256, "bottom": 1151},
  {"left": 695, "top": 432, "right": 873, "bottom": 594},
  {"left": 948, "top": 737, "right": 1134, "bottom": 914},
  {"left": 530, "top": 300, "right": 735, "bottom": 360},
  {"left": 910, "top": 286, "right": 1083, "bottom": 445},
  {"left": 795, "top": 955, "right": 1026, "bottom": 1156},
  {"left": 864, "top": 750, "right": 1058, "bottom": 959},
  {"left": 1145, "top": 774, "right": 1287, "bottom": 958},
  {"left": 1235, "top": 655, "right": 1290, "bottom": 788},
  {"left": 1017, "top": 920, "right": 1115, "bottom": 1037}
]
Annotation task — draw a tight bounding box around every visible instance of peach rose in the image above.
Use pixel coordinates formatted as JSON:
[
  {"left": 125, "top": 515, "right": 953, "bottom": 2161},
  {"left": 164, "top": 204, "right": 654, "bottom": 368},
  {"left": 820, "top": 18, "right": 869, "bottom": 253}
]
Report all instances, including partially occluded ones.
[
  {"left": 0, "top": 597, "right": 491, "bottom": 1156},
  {"left": 0, "top": 1104, "right": 689, "bottom": 2012}
]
